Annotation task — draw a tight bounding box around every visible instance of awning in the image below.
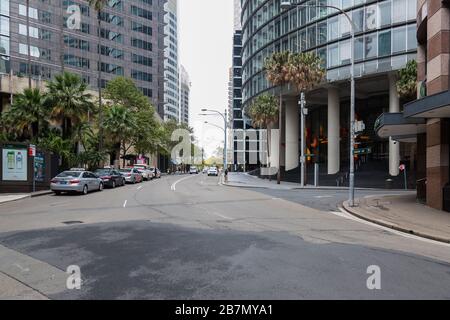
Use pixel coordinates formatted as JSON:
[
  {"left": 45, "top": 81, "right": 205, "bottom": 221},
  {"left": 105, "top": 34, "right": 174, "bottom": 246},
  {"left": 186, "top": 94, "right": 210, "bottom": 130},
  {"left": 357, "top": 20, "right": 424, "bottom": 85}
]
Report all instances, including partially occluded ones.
[
  {"left": 404, "top": 90, "right": 450, "bottom": 118},
  {"left": 375, "top": 112, "right": 426, "bottom": 140}
]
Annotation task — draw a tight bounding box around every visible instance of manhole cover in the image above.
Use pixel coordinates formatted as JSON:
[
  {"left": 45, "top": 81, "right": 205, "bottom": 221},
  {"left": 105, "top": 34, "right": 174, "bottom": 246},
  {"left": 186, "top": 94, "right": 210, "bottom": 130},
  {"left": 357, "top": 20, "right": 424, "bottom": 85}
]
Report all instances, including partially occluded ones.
[{"left": 62, "top": 221, "right": 84, "bottom": 225}]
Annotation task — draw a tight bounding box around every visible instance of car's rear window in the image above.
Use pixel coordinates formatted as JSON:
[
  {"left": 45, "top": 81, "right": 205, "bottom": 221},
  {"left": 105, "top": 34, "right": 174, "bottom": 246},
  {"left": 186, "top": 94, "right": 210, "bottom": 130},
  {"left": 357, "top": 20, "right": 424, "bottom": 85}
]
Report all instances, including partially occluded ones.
[
  {"left": 95, "top": 169, "right": 110, "bottom": 175},
  {"left": 57, "top": 171, "right": 81, "bottom": 178}
]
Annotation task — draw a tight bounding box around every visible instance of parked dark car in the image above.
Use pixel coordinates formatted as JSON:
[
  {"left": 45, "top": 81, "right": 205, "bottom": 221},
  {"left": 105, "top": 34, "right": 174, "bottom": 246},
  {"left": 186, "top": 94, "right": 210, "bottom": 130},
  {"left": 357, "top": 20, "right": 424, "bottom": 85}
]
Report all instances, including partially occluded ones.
[{"left": 94, "top": 168, "right": 125, "bottom": 188}]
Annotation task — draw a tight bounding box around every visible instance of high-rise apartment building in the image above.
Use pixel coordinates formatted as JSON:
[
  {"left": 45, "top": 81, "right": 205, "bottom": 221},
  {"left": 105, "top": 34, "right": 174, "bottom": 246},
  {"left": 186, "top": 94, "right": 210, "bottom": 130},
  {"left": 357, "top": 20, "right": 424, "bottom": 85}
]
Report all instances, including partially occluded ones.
[
  {"left": 179, "top": 64, "right": 190, "bottom": 125},
  {"left": 163, "top": 0, "right": 179, "bottom": 122},
  {"left": 0, "top": 0, "right": 167, "bottom": 117}
]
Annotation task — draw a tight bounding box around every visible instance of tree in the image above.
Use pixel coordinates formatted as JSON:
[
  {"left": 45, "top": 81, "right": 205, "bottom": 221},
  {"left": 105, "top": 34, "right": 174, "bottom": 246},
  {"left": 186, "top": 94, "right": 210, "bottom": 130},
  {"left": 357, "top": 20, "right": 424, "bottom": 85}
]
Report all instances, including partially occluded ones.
[
  {"left": 104, "top": 77, "right": 150, "bottom": 112},
  {"left": 87, "top": 0, "right": 107, "bottom": 151},
  {"left": 264, "top": 51, "right": 291, "bottom": 183},
  {"left": 247, "top": 94, "right": 279, "bottom": 169},
  {"left": 102, "top": 104, "right": 138, "bottom": 167},
  {"left": 103, "top": 76, "right": 162, "bottom": 165},
  {"left": 397, "top": 60, "right": 417, "bottom": 101},
  {"left": 46, "top": 72, "right": 93, "bottom": 139},
  {"left": 286, "top": 52, "right": 325, "bottom": 184},
  {"left": 2, "top": 88, "right": 48, "bottom": 140},
  {"left": 286, "top": 52, "right": 325, "bottom": 93}
]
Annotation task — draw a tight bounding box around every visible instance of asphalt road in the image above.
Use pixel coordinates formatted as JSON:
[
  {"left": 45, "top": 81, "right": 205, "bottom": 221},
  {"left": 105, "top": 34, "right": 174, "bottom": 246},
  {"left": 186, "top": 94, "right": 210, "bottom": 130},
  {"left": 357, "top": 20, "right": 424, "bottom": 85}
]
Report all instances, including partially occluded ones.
[{"left": 0, "top": 174, "right": 450, "bottom": 299}]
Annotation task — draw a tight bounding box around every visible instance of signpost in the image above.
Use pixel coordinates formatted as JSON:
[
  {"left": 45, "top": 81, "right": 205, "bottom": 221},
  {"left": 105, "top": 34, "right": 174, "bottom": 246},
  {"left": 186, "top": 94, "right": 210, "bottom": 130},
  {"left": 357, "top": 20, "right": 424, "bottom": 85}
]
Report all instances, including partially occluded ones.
[
  {"left": 29, "top": 145, "right": 36, "bottom": 193},
  {"left": 399, "top": 164, "right": 407, "bottom": 190}
]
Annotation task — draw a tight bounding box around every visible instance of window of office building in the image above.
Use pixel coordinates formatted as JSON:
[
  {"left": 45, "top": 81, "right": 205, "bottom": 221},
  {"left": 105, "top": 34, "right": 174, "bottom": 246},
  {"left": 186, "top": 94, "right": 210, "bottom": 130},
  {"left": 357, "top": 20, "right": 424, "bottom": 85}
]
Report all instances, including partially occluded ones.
[
  {"left": 365, "top": 33, "right": 377, "bottom": 59},
  {"left": 392, "top": 26, "right": 406, "bottom": 54},
  {"left": 0, "top": 0, "right": 9, "bottom": 16},
  {"left": 393, "top": 0, "right": 407, "bottom": 23},
  {"left": 378, "top": 30, "right": 391, "bottom": 57},
  {"left": 378, "top": 0, "right": 391, "bottom": 27}
]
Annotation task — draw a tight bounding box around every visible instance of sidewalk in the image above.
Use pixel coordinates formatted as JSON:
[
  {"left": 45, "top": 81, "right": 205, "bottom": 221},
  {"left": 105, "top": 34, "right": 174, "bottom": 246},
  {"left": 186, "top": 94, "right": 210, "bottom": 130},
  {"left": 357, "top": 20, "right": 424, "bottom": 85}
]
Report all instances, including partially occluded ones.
[
  {"left": 343, "top": 194, "right": 450, "bottom": 243},
  {"left": 0, "top": 190, "right": 53, "bottom": 205},
  {"left": 224, "top": 172, "right": 384, "bottom": 191}
]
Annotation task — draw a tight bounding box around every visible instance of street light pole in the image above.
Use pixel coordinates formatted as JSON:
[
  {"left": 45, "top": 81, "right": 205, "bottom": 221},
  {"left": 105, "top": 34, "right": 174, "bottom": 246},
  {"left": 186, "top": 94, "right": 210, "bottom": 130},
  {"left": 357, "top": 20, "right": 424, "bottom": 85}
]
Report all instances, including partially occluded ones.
[
  {"left": 299, "top": 93, "right": 306, "bottom": 187},
  {"left": 201, "top": 109, "right": 228, "bottom": 170},
  {"left": 281, "top": 2, "right": 356, "bottom": 202}
]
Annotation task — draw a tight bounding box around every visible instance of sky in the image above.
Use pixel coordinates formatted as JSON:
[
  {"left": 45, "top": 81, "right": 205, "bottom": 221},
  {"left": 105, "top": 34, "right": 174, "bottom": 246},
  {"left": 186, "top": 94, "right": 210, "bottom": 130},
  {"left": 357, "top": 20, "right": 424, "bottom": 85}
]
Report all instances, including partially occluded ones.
[{"left": 178, "top": 0, "right": 234, "bottom": 158}]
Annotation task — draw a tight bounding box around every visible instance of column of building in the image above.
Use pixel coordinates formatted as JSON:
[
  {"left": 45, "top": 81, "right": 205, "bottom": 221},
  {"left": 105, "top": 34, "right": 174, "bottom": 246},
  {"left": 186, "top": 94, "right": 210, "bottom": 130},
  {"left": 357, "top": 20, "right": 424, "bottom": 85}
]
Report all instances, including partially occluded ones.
[{"left": 424, "top": 1, "right": 450, "bottom": 210}]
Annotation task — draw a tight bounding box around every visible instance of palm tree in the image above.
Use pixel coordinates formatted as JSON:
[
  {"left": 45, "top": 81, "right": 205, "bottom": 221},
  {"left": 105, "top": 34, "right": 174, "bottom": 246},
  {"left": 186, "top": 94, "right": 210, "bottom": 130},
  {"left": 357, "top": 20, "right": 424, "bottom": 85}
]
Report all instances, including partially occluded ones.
[
  {"left": 286, "top": 52, "right": 325, "bottom": 93},
  {"left": 247, "top": 94, "right": 279, "bottom": 172},
  {"left": 2, "top": 88, "right": 47, "bottom": 139},
  {"left": 264, "top": 51, "right": 291, "bottom": 184},
  {"left": 88, "top": 0, "right": 107, "bottom": 151},
  {"left": 46, "top": 72, "right": 93, "bottom": 139},
  {"left": 286, "top": 52, "right": 325, "bottom": 184},
  {"left": 102, "top": 104, "right": 138, "bottom": 167}
]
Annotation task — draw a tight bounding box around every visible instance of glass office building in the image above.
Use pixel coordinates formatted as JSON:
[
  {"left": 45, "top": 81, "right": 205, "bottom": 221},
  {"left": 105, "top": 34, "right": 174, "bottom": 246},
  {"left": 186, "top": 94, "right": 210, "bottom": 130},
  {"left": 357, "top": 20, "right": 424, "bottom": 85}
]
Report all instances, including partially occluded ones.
[
  {"left": 0, "top": 0, "right": 166, "bottom": 117},
  {"left": 241, "top": 0, "right": 418, "bottom": 186},
  {"left": 163, "top": 0, "right": 180, "bottom": 122}
]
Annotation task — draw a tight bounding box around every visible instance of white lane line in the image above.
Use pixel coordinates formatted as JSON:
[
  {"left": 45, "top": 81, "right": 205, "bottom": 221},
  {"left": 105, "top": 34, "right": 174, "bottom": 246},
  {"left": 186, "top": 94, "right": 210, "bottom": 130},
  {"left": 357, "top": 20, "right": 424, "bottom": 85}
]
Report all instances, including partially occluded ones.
[
  {"left": 330, "top": 208, "right": 450, "bottom": 247},
  {"left": 210, "top": 211, "right": 232, "bottom": 220},
  {"left": 123, "top": 200, "right": 128, "bottom": 208},
  {"left": 170, "top": 175, "right": 198, "bottom": 191},
  {"left": 137, "top": 186, "right": 143, "bottom": 190}
]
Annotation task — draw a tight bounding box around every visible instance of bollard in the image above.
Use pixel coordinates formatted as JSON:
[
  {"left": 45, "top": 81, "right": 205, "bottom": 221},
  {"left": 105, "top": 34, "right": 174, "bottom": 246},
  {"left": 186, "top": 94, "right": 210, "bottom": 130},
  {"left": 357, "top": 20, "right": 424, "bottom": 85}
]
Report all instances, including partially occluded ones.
[{"left": 314, "top": 163, "right": 319, "bottom": 187}]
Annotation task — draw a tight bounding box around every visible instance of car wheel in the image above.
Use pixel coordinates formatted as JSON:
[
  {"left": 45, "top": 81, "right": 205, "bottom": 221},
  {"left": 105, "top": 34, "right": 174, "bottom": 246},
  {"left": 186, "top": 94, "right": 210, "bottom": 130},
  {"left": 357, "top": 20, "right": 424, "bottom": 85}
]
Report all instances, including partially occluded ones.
[
  {"left": 54, "top": 191, "right": 61, "bottom": 196},
  {"left": 99, "top": 183, "right": 104, "bottom": 191},
  {"left": 82, "top": 185, "right": 88, "bottom": 195},
  {"left": 112, "top": 180, "right": 116, "bottom": 188}
]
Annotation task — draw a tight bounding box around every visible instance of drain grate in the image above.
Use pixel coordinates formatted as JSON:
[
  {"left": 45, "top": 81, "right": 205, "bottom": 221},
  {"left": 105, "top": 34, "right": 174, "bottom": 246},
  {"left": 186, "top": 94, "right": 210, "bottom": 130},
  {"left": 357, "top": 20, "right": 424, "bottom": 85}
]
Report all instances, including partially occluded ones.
[{"left": 62, "top": 221, "right": 84, "bottom": 225}]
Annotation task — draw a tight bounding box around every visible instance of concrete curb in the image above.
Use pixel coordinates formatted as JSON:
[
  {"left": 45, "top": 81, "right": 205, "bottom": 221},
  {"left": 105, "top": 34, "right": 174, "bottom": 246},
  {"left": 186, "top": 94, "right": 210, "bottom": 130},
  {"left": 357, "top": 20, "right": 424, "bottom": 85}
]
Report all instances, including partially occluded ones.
[
  {"left": 30, "top": 190, "right": 53, "bottom": 198},
  {"left": 0, "top": 190, "right": 53, "bottom": 205},
  {"left": 222, "top": 180, "right": 399, "bottom": 192},
  {"left": 342, "top": 201, "right": 450, "bottom": 244}
]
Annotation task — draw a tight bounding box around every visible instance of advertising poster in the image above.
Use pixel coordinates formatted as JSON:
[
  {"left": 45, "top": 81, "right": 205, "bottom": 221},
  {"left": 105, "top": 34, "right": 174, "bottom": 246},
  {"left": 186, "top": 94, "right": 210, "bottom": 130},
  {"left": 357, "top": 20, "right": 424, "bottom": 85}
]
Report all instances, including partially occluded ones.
[
  {"left": 34, "top": 152, "right": 45, "bottom": 182},
  {"left": 2, "top": 148, "right": 28, "bottom": 181}
]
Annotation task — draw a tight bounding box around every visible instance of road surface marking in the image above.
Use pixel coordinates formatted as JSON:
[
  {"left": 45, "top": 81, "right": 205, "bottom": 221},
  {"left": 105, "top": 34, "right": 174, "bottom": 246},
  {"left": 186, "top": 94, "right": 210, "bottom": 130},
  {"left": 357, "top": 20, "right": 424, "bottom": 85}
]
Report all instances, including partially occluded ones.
[
  {"left": 170, "top": 175, "right": 197, "bottom": 191},
  {"left": 315, "top": 195, "right": 334, "bottom": 199},
  {"left": 14, "top": 263, "right": 30, "bottom": 273},
  {"left": 137, "top": 186, "right": 143, "bottom": 190},
  {"left": 330, "top": 208, "right": 450, "bottom": 247},
  {"left": 210, "top": 211, "right": 232, "bottom": 220},
  {"left": 123, "top": 200, "right": 127, "bottom": 208}
]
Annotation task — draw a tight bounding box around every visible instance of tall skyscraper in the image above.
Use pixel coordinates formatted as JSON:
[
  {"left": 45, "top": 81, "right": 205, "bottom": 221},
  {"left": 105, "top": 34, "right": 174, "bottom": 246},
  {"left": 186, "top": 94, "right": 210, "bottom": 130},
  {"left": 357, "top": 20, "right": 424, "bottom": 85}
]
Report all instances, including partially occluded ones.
[
  {"left": 0, "top": 0, "right": 167, "bottom": 117},
  {"left": 179, "top": 64, "right": 190, "bottom": 125},
  {"left": 163, "top": 0, "right": 180, "bottom": 122}
]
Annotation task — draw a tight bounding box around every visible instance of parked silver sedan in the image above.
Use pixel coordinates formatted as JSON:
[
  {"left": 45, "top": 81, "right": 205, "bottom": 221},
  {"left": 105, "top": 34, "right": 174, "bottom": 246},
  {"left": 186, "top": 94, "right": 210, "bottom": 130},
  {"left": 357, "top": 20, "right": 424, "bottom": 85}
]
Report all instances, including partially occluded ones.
[
  {"left": 119, "top": 168, "right": 143, "bottom": 184},
  {"left": 50, "top": 170, "right": 104, "bottom": 195}
]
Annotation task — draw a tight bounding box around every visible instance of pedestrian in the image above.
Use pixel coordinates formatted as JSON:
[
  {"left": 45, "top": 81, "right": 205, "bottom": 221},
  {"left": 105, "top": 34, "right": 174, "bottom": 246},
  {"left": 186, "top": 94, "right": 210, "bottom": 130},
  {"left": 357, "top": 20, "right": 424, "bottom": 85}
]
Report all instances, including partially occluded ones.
[{"left": 224, "top": 168, "right": 229, "bottom": 183}]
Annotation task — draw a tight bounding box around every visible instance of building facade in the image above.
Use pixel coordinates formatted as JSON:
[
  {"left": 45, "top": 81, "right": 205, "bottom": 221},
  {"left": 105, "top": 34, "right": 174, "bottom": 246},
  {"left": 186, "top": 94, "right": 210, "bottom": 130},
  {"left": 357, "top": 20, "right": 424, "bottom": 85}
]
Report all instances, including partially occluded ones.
[
  {"left": 163, "top": 0, "right": 180, "bottom": 122},
  {"left": 241, "top": 0, "right": 418, "bottom": 186},
  {"left": 376, "top": 0, "right": 450, "bottom": 211},
  {"left": 179, "top": 64, "right": 190, "bottom": 125},
  {"left": 0, "top": 0, "right": 167, "bottom": 117}
]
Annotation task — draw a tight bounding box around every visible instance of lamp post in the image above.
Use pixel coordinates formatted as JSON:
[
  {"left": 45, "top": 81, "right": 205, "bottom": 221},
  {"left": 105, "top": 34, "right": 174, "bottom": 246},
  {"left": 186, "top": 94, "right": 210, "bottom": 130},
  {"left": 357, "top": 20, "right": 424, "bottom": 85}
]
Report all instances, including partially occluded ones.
[
  {"left": 200, "top": 109, "right": 228, "bottom": 170},
  {"left": 281, "top": 1, "right": 357, "bottom": 205}
]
